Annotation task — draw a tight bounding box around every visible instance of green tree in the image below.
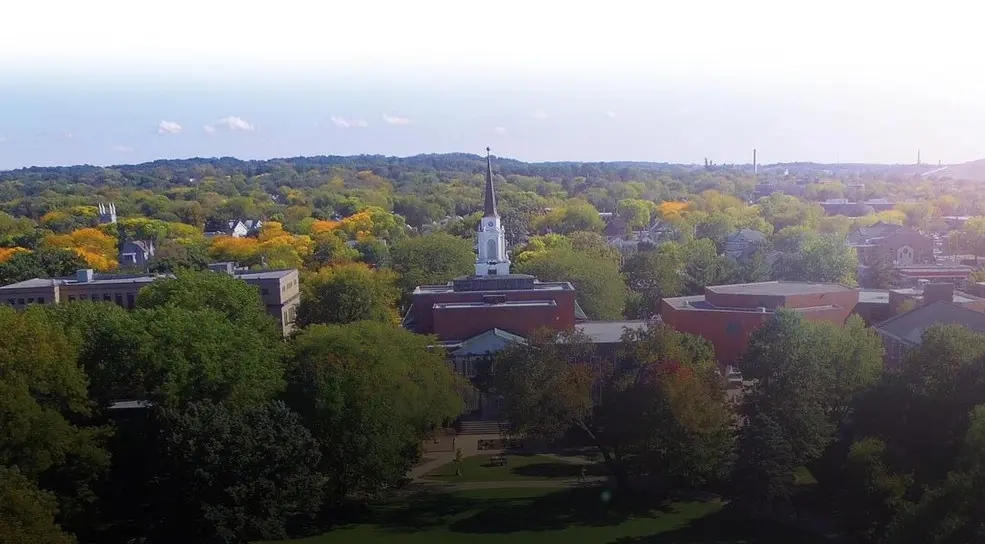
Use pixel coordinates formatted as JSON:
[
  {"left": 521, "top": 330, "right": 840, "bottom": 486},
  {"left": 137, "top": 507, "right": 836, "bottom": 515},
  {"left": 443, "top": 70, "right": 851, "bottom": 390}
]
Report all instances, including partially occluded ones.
[
  {"left": 730, "top": 412, "right": 797, "bottom": 510},
  {"left": 0, "top": 248, "right": 88, "bottom": 286},
  {"left": 836, "top": 438, "right": 912, "bottom": 541},
  {"left": 284, "top": 321, "right": 463, "bottom": 505},
  {"left": 296, "top": 263, "right": 400, "bottom": 326},
  {"left": 622, "top": 244, "right": 685, "bottom": 319},
  {"left": 616, "top": 198, "right": 652, "bottom": 231},
  {"left": 136, "top": 270, "right": 280, "bottom": 338},
  {"left": 774, "top": 233, "right": 858, "bottom": 285},
  {"left": 496, "top": 326, "right": 730, "bottom": 492},
  {"left": 0, "top": 466, "right": 76, "bottom": 544},
  {"left": 516, "top": 246, "right": 626, "bottom": 319},
  {"left": 391, "top": 233, "right": 474, "bottom": 295},
  {"left": 146, "top": 400, "right": 322, "bottom": 544}
]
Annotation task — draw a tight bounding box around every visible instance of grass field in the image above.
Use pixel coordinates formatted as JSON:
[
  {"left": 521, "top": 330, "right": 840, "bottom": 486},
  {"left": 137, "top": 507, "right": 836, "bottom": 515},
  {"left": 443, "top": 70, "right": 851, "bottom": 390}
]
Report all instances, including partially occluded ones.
[
  {"left": 423, "top": 453, "right": 606, "bottom": 482},
  {"left": 260, "top": 487, "right": 829, "bottom": 544}
]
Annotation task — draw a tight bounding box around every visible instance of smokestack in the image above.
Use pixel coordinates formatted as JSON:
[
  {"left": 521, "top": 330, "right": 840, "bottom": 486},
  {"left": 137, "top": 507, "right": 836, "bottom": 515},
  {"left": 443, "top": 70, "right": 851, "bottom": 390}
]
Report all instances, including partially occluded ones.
[
  {"left": 917, "top": 149, "right": 921, "bottom": 165},
  {"left": 753, "top": 149, "right": 758, "bottom": 175}
]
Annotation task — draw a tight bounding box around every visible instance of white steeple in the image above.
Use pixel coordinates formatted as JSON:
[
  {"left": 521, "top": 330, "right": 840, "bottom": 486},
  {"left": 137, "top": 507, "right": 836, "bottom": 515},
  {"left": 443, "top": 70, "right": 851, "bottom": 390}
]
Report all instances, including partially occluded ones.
[{"left": 475, "top": 147, "right": 510, "bottom": 276}]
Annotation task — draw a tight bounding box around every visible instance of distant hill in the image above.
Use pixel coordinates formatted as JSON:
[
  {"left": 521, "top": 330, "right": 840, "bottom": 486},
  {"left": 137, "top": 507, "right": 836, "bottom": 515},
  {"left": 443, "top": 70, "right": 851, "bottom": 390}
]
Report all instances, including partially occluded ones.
[{"left": 924, "top": 158, "right": 985, "bottom": 181}]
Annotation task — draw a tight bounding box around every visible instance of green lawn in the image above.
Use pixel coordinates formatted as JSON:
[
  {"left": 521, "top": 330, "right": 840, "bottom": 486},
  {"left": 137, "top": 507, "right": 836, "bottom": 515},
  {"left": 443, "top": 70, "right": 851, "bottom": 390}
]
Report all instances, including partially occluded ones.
[
  {"left": 260, "top": 487, "right": 829, "bottom": 544},
  {"left": 424, "top": 453, "right": 606, "bottom": 483}
]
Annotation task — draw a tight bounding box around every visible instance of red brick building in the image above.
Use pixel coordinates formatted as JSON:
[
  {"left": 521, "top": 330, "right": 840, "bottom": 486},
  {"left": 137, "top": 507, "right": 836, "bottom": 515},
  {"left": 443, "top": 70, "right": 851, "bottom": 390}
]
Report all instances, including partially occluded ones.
[{"left": 661, "top": 281, "right": 859, "bottom": 367}]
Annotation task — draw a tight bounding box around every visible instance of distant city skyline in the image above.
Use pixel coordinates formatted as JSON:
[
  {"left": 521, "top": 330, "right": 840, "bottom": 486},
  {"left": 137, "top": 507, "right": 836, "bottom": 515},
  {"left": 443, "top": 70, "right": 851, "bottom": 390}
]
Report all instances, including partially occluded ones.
[{"left": 2, "top": 0, "right": 983, "bottom": 169}]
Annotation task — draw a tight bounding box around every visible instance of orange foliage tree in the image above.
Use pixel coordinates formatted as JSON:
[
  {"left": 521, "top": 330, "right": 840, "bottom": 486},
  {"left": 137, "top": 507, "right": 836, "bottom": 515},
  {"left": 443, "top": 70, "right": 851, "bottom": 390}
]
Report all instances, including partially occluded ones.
[
  {"left": 657, "top": 200, "right": 689, "bottom": 220},
  {"left": 42, "top": 227, "right": 118, "bottom": 271},
  {"left": 0, "top": 247, "right": 29, "bottom": 263}
]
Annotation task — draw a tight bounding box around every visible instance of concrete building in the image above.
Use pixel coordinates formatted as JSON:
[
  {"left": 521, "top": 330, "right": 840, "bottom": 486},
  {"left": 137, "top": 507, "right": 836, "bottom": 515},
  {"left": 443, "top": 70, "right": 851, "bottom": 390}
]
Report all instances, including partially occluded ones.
[
  {"left": 661, "top": 281, "right": 859, "bottom": 367},
  {"left": 0, "top": 265, "right": 300, "bottom": 336},
  {"left": 874, "top": 301, "right": 985, "bottom": 367},
  {"left": 846, "top": 222, "right": 933, "bottom": 266}
]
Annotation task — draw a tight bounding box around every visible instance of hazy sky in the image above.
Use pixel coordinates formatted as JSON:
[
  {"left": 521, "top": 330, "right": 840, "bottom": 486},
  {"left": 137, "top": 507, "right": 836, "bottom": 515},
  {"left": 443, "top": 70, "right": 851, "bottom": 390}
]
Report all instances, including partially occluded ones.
[{"left": 1, "top": 0, "right": 983, "bottom": 169}]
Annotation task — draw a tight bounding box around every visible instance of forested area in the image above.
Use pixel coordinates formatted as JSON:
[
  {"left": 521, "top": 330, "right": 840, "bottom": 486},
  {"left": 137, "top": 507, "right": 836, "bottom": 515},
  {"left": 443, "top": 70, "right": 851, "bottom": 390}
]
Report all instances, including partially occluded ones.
[{"left": 5, "top": 154, "right": 985, "bottom": 542}]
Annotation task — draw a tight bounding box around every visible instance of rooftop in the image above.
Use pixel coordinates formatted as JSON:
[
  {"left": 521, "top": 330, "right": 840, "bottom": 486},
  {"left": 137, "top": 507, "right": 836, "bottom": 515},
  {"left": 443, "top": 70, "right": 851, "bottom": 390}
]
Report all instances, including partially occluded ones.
[
  {"left": 432, "top": 300, "right": 558, "bottom": 310},
  {"left": 875, "top": 301, "right": 985, "bottom": 345},
  {"left": 235, "top": 269, "right": 297, "bottom": 280},
  {"left": 0, "top": 274, "right": 160, "bottom": 290},
  {"left": 414, "top": 275, "right": 573, "bottom": 294},
  {"left": 575, "top": 320, "right": 650, "bottom": 344},
  {"left": 706, "top": 281, "right": 854, "bottom": 297}
]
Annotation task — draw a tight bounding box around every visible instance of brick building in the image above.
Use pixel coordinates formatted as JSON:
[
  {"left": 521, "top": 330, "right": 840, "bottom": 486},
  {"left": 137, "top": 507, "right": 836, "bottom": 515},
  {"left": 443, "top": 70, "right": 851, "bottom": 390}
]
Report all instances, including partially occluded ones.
[
  {"left": 846, "top": 221, "right": 933, "bottom": 266},
  {"left": 661, "top": 281, "right": 859, "bottom": 367},
  {"left": 0, "top": 264, "right": 300, "bottom": 336}
]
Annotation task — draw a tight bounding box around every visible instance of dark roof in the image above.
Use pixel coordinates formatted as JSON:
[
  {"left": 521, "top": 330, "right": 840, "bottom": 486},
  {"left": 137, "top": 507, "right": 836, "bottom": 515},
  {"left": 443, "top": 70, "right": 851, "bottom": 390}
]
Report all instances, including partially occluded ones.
[
  {"left": 846, "top": 221, "right": 904, "bottom": 244},
  {"left": 483, "top": 148, "right": 498, "bottom": 217},
  {"left": 706, "top": 281, "right": 854, "bottom": 297},
  {"left": 874, "top": 301, "right": 985, "bottom": 345}
]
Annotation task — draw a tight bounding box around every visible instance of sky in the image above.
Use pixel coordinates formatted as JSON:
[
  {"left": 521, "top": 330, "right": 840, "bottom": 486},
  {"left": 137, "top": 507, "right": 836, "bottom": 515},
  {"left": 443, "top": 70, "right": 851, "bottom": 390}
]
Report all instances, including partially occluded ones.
[{"left": 1, "top": 0, "right": 984, "bottom": 170}]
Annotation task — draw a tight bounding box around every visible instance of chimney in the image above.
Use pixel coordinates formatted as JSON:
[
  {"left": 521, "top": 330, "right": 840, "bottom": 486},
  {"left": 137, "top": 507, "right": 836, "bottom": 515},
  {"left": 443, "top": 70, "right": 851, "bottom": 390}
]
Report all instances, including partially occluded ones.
[
  {"left": 76, "top": 269, "right": 94, "bottom": 283},
  {"left": 923, "top": 283, "right": 954, "bottom": 305},
  {"left": 753, "top": 148, "right": 758, "bottom": 175}
]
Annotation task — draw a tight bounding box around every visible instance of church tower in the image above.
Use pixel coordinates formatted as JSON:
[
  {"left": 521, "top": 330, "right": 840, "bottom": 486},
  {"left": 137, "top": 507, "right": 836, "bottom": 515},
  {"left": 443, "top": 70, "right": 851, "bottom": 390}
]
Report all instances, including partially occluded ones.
[{"left": 475, "top": 147, "right": 511, "bottom": 276}]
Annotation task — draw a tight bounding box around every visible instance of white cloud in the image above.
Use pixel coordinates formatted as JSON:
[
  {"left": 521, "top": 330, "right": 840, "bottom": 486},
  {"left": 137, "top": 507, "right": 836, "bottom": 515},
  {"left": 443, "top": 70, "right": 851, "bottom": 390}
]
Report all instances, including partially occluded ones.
[
  {"left": 382, "top": 114, "right": 411, "bottom": 125},
  {"left": 216, "top": 116, "right": 255, "bottom": 132},
  {"left": 531, "top": 111, "right": 550, "bottom": 120},
  {"left": 330, "top": 116, "right": 369, "bottom": 128},
  {"left": 605, "top": 111, "right": 617, "bottom": 118},
  {"left": 112, "top": 144, "right": 133, "bottom": 152},
  {"left": 494, "top": 126, "right": 507, "bottom": 135},
  {"left": 203, "top": 125, "right": 216, "bottom": 134},
  {"left": 157, "top": 120, "right": 182, "bottom": 134}
]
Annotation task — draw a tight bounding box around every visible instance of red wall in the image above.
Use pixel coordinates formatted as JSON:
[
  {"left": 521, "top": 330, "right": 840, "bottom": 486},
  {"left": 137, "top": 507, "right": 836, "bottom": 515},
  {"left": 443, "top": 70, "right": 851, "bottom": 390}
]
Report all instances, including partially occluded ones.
[
  {"left": 412, "top": 288, "right": 577, "bottom": 339},
  {"left": 661, "top": 293, "right": 858, "bottom": 367},
  {"left": 432, "top": 303, "right": 571, "bottom": 340}
]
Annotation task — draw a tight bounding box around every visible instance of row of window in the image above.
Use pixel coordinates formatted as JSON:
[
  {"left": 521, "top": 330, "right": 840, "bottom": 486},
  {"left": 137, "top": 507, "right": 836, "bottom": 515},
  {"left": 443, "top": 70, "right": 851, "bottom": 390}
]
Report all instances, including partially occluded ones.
[
  {"left": 4, "top": 293, "right": 136, "bottom": 309},
  {"left": 6, "top": 296, "right": 45, "bottom": 305}
]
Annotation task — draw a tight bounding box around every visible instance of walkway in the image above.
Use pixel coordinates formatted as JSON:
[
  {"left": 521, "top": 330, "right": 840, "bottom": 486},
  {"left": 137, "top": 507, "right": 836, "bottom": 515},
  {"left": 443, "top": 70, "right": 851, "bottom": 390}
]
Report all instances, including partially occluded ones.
[{"left": 419, "top": 477, "right": 610, "bottom": 492}]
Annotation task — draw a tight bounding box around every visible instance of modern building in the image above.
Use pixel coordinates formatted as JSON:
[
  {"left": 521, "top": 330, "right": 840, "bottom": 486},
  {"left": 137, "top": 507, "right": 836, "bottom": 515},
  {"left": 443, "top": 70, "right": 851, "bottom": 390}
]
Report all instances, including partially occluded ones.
[
  {"left": 661, "top": 281, "right": 859, "bottom": 367},
  {"left": 846, "top": 221, "right": 933, "bottom": 266},
  {"left": 873, "top": 301, "right": 985, "bottom": 367},
  {"left": 0, "top": 264, "right": 300, "bottom": 336},
  {"left": 895, "top": 264, "right": 975, "bottom": 287},
  {"left": 118, "top": 239, "right": 156, "bottom": 268}
]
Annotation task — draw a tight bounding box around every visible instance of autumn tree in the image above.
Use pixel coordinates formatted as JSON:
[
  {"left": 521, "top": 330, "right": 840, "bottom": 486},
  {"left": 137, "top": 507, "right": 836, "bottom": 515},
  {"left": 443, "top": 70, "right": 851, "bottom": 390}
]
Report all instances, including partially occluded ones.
[
  {"left": 0, "top": 248, "right": 89, "bottom": 286},
  {"left": 42, "top": 227, "right": 118, "bottom": 271},
  {"left": 516, "top": 245, "right": 626, "bottom": 319}
]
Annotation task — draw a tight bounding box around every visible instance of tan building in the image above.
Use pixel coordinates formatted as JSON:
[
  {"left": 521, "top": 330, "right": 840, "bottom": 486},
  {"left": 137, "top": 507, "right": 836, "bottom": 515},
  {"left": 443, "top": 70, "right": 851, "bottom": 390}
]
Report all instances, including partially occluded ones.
[{"left": 0, "top": 266, "right": 300, "bottom": 336}]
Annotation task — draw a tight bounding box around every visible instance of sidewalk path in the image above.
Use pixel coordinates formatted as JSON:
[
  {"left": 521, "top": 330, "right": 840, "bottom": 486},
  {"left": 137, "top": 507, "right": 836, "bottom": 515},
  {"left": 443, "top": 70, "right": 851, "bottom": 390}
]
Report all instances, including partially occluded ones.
[{"left": 416, "top": 476, "right": 610, "bottom": 492}]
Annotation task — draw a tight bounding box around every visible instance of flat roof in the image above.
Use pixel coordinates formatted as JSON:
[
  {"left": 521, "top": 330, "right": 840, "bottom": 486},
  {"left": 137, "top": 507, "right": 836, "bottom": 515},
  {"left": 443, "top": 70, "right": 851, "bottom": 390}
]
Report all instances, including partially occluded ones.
[
  {"left": 575, "top": 320, "right": 649, "bottom": 344},
  {"left": 664, "top": 294, "right": 841, "bottom": 315},
  {"left": 414, "top": 281, "right": 572, "bottom": 294},
  {"left": 706, "top": 281, "right": 854, "bottom": 297},
  {"left": 235, "top": 269, "right": 297, "bottom": 280},
  {"left": 858, "top": 289, "right": 890, "bottom": 304},
  {"left": 433, "top": 300, "right": 557, "bottom": 310},
  {"left": 0, "top": 274, "right": 159, "bottom": 290}
]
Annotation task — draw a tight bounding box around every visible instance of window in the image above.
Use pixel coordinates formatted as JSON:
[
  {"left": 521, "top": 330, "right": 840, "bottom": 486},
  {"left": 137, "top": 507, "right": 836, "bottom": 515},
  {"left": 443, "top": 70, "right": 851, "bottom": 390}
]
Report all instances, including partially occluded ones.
[
  {"left": 17, "top": 298, "right": 24, "bottom": 305},
  {"left": 115, "top": 293, "right": 123, "bottom": 306},
  {"left": 6, "top": 299, "right": 13, "bottom": 305},
  {"left": 37, "top": 297, "right": 44, "bottom": 304},
  {"left": 68, "top": 295, "right": 76, "bottom": 301},
  {"left": 103, "top": 294, "right": 111, "bottom": 302},
  {"left": 91, "top": 294, "right": 98, "bottom": 301},
  {"left": 27, "top": 298, "right": 34, "bottom": 303},
  {"left": 126, "top": 293, "right": 135, "bottom": 309}
]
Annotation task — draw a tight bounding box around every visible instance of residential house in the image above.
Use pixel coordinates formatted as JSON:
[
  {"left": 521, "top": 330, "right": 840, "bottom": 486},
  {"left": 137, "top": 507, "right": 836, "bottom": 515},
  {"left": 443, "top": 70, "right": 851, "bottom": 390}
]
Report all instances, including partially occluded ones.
[
  {"left": 118, "top": 240, "right": 155, "bottom": 269},
  {"left": 204, "top": 218, "right": 263, "bottom": 238},
  {"left": 724, "top": 229, "right": 767, "bottom": 260}
]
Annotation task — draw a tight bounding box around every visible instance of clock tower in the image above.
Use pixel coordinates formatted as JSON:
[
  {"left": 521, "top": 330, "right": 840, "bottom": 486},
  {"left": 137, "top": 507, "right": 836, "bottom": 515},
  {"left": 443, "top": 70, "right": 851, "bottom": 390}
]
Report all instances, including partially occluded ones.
[{"left": 475, "top": 147, "right": 511, "bottom": 276}]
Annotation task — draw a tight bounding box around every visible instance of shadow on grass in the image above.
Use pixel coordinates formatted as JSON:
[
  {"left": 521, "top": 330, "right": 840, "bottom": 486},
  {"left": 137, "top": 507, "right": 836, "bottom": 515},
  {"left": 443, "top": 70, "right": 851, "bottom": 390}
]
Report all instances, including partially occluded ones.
[
  {"left": 510, "top": 462, "right": 609, "bottom": 479},
  {"left": 607, "top": 507, "right": 830, "bottom": 544},
  {"left": 446, "top": 487, "right": 673, "bottom": 534}
]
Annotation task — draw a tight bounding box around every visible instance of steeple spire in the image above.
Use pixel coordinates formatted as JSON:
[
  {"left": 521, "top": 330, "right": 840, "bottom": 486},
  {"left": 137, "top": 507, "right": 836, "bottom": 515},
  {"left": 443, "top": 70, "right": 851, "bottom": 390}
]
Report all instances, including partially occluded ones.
[{"left": 484, "top": 147, "right": 498, "bottom": 217}]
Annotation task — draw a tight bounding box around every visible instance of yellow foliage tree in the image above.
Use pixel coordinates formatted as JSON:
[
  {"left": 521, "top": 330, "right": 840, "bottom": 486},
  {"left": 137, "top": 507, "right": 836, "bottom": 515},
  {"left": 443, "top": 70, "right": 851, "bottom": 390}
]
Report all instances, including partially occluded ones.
[
  {"left": 42, "top": 227, "right": 118, "bottom": 271},
  {"left": 208, "top": 236, "right": 261, "bottom": 266},
  {"left": 309, "top": 219, "right": 341, "bottom": 235},
  {"left": 657, "top": 200, "right": 689, "bottom": 219},
  {"left": 0, "top": 247, "right": 29, "bottom": 263},
  {"left": 257, "top": 221, "right": 313, "bottom": 269}
]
